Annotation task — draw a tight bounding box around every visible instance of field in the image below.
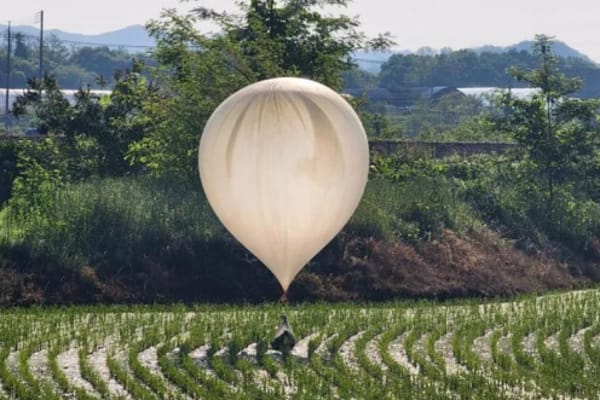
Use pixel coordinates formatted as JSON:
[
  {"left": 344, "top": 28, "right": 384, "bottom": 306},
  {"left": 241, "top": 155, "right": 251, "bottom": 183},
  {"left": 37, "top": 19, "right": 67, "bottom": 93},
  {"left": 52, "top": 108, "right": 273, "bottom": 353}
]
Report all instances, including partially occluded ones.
[{"left": 0, "top": 290, "right": 599, "bottom": 399}]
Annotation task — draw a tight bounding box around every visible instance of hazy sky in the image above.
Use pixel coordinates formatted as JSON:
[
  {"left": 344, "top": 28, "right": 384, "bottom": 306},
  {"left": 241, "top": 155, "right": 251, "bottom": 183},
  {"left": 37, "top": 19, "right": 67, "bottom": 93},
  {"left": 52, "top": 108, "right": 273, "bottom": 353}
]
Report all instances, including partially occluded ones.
[{"left": 4, "top": 0, "right": 600, "bottom": 61}]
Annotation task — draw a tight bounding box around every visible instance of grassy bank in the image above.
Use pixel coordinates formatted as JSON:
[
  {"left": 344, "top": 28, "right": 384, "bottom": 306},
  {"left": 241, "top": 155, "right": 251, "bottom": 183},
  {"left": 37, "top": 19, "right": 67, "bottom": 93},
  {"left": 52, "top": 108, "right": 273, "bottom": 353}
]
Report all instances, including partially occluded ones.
[{"left": 0, "top": 153, "right": 593, "bottom": 304}]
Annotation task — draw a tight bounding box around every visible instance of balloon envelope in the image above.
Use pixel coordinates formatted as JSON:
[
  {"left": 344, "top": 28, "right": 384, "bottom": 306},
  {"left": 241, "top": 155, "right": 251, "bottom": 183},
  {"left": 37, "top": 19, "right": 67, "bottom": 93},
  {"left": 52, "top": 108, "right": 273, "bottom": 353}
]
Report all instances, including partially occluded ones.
[{"left": 199, "top": 77, "right": 369, "bottom": 292}]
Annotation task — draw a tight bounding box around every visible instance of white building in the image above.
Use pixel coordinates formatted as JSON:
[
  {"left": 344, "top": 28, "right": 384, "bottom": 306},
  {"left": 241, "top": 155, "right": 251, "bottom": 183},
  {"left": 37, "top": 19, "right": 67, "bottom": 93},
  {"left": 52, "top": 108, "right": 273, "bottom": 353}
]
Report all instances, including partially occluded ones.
[
  {"left": 1, "top": 88, "right": 112, "bottom": 114},
  {"left": 458, "top": 87, "right": 541, "bottom": 104}
]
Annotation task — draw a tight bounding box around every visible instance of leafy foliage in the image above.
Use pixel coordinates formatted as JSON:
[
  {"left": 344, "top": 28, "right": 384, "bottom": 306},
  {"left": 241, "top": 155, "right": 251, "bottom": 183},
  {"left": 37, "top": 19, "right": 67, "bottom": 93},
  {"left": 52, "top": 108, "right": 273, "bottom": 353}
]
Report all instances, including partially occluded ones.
[
  {"left": 0, "top": 33, "right": 152, "bottom": 89},
  {"left": 378, "top": 46, "right": 600, "bottom": 98},
  {"left": 128, "top": 0, "right": 393, "bottom": 178},
  {"left": 492, "top": 35, "right": 600, "bottom": 245},
  {"left": 11, "top": 61, "right": 159, "bottom": 181},
  {"left": 0, "top": 141, "right": 19, "bottom": 205},
  {"left": 3, "top": 22, "right": 600, "bottom": 305}
]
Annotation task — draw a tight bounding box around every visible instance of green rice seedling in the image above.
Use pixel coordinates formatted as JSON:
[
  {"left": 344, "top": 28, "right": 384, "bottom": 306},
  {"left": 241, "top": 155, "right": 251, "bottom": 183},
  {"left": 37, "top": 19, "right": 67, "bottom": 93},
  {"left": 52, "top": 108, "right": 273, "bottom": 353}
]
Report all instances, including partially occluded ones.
[
  {"left": 47, "top": 344, "right": 98, "bottom": 400},
  {"left": 78, "top": 344, "right": 123, "bottom": 400},
  {"left": 107, "top": 353, "right": 158, "bottom": 400},
  {"left": 1, "top": 289, "right": 600, "bottom": 398}
]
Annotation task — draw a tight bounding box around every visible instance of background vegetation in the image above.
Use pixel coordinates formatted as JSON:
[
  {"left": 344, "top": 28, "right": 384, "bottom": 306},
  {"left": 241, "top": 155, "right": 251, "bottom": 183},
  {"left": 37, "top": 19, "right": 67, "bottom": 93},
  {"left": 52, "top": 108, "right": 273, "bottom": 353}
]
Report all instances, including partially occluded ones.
[
  {"left": 0, "top": 31, "right": 153, "bottom": 88},
  {"left": 1, "top": 1, "right": 600, "bottom": 304}
]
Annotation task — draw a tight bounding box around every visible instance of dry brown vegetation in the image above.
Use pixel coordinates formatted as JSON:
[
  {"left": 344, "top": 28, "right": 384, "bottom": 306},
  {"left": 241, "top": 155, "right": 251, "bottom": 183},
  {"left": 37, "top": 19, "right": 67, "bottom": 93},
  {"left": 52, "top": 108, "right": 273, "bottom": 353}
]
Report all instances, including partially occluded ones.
[
  {"left": 0, "top": 225, "right": 591, "bottom": 305},
  {"left": 291, "top": 228, "right": 584, "bottom": 301}
]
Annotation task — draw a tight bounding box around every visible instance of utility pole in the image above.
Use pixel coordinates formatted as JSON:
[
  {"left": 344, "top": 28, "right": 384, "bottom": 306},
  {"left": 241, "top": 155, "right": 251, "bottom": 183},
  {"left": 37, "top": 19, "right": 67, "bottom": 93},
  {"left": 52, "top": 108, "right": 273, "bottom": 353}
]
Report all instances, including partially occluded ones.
[
  {"left": 4, "top": 21, "right": 11, "bottom": 128},
  {"left": 37, "top": 10, "right": 44, "bottom": 81}
]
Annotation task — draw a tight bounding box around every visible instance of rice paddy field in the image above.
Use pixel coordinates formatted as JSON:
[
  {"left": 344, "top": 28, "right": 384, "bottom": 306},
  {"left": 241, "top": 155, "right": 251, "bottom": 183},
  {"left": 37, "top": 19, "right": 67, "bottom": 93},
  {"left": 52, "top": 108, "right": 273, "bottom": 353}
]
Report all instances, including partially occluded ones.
[{"left": 1, "top": 289, "right": 600, "bottom": 399}]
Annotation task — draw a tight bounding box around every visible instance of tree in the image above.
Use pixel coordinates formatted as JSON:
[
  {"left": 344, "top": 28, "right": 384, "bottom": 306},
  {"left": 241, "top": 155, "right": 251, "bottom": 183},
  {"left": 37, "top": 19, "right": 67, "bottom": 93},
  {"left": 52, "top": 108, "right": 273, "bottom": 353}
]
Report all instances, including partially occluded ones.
[
  {"left": 69, "top": 46, "right": 132, "bottom": 84},
  {"left": 377, "top": 46, "right": 600, "bottom": 97},
  {"left": 43, "top": 35, "right": 70, "bottom": 66},
  {"left": 378, "top": 54, "right": 431, "bottom": 90},
  {"left": 128, "top": 0, "right": 393, "bottom": 178},
  {"left": 14, "top": 33, "right": 31, "bottom": 59},
  {"left": 13, "top": 62, "right": 159, "bottom": 178},
  {"left": 405, "top": 93, "right": 488, "bottom": 138},
  {"left": 342, "top": 66, "right": 376, "bottom": 89},
  {"left": 502, "top": 35, "right": 600, "bottom": 201},
  {"left": 13, "top": 75, "right": 72, "bottom": 135}
]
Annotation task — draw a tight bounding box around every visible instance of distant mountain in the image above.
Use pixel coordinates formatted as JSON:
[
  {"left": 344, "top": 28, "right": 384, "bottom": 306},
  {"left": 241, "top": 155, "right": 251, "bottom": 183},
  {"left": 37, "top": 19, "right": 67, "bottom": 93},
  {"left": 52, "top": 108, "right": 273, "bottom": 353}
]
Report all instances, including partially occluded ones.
[
  {"left": 353, "top": 40, "right": 596, "bottom": 73},
  {"left": 473, "top": 40, "right": 594, "bottom": 64},
  {"left": 0, "top": 24, "right": 154, "bottom": 52},
  {"left": 1, "top": 23, "right": 594, "bottom": 67}
]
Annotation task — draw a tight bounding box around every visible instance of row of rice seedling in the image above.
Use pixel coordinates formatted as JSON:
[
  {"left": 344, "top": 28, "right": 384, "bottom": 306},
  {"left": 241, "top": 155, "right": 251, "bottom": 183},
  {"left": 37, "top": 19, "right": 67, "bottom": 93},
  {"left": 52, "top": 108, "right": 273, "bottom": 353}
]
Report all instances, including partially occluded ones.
[{"left": 0, "top": 290, "right": 599, "bottom": 398}]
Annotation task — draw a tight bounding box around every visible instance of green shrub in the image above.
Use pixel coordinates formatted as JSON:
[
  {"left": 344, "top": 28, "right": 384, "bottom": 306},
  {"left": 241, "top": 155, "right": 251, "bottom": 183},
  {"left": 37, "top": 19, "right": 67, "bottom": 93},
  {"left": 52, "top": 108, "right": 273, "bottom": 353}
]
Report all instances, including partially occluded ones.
[
  {"left": 370, "top": 151, "right": 600, "bottom": 255},
  {"left": 0, "top": 140, "right": 20, "bottom": 206},
  {"left": 465, "top": 158, "right": 600, "bottom": 253},
  {"left": 364, "top": 155, "right": 480, "bottom": 241},
  {"left": 7, "top": 174, "right": 226, "bottom": 270}
]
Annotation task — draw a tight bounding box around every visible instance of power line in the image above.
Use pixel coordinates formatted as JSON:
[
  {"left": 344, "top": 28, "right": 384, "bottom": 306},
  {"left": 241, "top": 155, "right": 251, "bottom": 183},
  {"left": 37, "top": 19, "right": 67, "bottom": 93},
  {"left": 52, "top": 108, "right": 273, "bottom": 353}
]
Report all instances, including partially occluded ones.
[
  {"left": 0, "top": 26, "right": 390, "bottom": 64},
  {"left": 0, "top": 28, "right": 155, "bottom": 50},
  {"left": 1, "top": 27, "right": 390, "bottom": 57},
  {"left": 57, "top": 37, "right": 153, "bottom": 49},
  {"left": 353, "top": 58, "right": 386, "bottom": 65}
]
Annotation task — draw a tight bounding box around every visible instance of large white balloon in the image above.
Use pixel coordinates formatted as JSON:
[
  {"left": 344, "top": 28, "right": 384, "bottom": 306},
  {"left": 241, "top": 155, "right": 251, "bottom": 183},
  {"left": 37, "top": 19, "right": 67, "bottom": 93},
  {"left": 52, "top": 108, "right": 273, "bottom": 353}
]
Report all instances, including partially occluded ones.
[{"left": 199, "top": 77, "right": 369, "bottom": 293}]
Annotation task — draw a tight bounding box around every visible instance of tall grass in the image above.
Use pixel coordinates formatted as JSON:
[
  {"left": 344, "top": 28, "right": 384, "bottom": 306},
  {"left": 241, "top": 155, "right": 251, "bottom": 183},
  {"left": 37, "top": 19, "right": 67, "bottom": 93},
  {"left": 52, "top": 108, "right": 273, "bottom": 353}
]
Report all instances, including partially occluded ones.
[
  {"left": 3, "top": 172, "right": 479, "bottom": 270},
  {"left": 350, "top": 176, "right": 480, "bottom": 242},
  {"left": 4, "top": 175, "right": 226, "bottom": 269},
  {"left": 0, "top": 207, "right": 19, "bottom": 245}
]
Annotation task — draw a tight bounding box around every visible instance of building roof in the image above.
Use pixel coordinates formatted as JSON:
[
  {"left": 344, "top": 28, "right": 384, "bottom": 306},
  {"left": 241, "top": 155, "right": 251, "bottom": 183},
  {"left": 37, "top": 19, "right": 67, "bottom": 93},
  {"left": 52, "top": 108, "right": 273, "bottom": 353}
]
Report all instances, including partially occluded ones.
[
  {"left": 1, "top": 88, "right": 112, "bottom": 114},
  {"left": 343, "top": 86, "right": 465, "bottom": 106},
  {"left": 458, "top": 87, "right": 540, "bottom": 100}
]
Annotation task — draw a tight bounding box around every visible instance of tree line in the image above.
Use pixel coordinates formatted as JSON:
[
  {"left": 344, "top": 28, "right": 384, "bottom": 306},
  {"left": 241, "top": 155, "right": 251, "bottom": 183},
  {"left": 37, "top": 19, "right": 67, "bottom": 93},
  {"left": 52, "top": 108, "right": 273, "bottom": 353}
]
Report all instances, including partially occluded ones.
[
  {"left": 372, "top": 49, "right": 600, "bottom": 98},
  {"left": 0, "top": 32, "right": 153, "bottom": 89},
  {"left": 5, "top": 20, "right": 600, "bottom": 101}
]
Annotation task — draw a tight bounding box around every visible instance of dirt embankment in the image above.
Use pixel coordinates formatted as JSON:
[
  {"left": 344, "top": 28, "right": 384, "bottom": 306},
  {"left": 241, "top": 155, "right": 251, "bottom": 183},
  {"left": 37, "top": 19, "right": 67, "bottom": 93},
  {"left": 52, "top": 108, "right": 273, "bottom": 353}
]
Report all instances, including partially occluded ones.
[
  {"left": 0, "top": 228, "right": 592, "bottom": 305},
  {"left": 291, "top": 229, "right": 587, "bottom": 301}
]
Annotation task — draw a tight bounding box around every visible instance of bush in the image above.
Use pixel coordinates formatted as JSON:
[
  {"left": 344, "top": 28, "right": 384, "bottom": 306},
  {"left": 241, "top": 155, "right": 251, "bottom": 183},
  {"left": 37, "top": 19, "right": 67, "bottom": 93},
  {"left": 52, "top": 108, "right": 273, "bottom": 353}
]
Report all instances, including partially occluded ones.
[
  {"left": 2, "top": 152, "right": 599, "bottom": 304},
  {"left": 0, "top": 140, "right": 20, "bottom": 206},
  {"left": 8, "top": 175, "right": 225, "bottom": 270},
  {"left": 366, "top": 154, "right": 481, "bottom": 241},
  {"left": 464, "top": 158, "right": 600, "bottom": 255},
  {"left": 350, "top": 176, "right": 474, "bottom": 242},
  {"left": 2, "top": 174, "right": 289, "bottom": 303},
  {"left": 371, "top": 151, "right": 600, "bottom": 257}
]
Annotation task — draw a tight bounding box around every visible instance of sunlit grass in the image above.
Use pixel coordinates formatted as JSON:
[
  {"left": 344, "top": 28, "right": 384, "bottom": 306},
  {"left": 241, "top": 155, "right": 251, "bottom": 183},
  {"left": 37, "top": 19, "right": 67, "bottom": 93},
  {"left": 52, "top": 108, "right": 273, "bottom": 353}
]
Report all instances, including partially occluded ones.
[{"left": 4, "top": 173, "right": 479, "bottom": 269}]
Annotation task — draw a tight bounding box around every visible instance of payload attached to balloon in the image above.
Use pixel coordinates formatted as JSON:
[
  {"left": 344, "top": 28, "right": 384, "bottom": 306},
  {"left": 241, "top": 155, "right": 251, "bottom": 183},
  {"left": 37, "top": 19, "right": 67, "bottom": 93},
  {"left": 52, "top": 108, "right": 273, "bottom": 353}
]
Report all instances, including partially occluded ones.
[{"left": 199, "top": 77, "right": 369, "bottom": 294}]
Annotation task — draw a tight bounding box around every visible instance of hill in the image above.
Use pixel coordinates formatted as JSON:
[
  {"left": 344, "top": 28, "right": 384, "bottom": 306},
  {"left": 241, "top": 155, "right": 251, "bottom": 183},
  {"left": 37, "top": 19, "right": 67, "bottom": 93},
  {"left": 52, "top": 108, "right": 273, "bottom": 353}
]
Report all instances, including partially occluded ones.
[
  {"left": 473, "top": 40, "right": 595, "bottom": 64},
  {"left": 0, "top": 24, "right": 154, "bottom": 52},
  {"left": 353, "top": 39, "right": 597, "bottom": 73},
  {"left": 1, "top": 23, "right": 594, "bottom": 65}
]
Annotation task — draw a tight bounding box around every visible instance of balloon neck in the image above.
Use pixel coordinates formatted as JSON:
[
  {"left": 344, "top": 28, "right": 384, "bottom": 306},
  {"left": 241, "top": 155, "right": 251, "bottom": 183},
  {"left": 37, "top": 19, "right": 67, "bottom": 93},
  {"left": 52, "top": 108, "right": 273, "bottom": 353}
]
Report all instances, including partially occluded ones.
[{"left": 279, "top": 291, "right": 288, "bottom": 304}]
